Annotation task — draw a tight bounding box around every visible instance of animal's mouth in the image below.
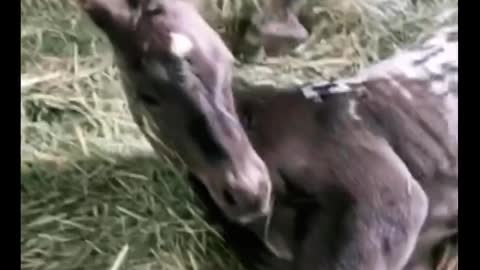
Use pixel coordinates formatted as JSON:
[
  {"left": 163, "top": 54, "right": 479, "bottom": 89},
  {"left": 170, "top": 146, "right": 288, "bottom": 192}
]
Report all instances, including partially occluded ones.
[
  {"left": 246, "top": 195, "right": 294, "bottom": 261},
  {"left": 235, "top": 189, "right": 274, "bottom": 225},
  {"left": 233, "top": 172, "right": 294, "bottom": 261}
]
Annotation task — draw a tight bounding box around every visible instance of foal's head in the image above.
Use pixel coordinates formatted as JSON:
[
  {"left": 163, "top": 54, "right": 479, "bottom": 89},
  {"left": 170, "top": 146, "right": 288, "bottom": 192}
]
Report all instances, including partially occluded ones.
[{"left": 80, "top": 0, "right": 272, "bottom": 223}]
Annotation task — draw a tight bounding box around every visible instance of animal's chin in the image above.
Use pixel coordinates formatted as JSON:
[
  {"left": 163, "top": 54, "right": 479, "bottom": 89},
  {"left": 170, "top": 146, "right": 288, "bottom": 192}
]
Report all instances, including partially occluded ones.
[
  {"left": 236, "top": 210, "right": 270, "bottom": 225},
  {"left": 234, "top": 198, "right": 295, "bottom": 261}
]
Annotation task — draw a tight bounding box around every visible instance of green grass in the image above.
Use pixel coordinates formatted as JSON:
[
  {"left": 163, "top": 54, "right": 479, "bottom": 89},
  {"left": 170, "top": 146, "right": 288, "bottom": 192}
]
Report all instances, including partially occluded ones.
[
  {"left": 21, "top": 1, "right": 241, "bottom": 269},
  {"left": 21, "top": 0, "right": 457, "bottom": 269}
]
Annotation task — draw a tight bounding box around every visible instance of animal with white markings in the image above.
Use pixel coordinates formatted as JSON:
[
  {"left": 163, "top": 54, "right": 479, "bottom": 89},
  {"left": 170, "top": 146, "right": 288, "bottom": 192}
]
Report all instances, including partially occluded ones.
[
  {"left": 81, "top": 0, "right": 274, "bottom": 223},
  {"left": 80, "top": 0, "right": 457, "bottom": 269}
]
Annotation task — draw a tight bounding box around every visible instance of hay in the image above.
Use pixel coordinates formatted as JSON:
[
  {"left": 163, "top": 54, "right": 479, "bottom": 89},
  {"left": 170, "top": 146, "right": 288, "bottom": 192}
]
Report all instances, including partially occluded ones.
[
  {"left": 234, "top": 0, "right": 458, "bottom": 88},
  {"left": 21, "top": 0, "right": 457, "bottom": 269}
]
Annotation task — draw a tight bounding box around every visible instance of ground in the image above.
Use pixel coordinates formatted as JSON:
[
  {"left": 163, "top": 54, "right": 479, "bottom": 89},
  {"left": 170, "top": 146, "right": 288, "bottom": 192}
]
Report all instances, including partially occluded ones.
[{"left": 21, "top": 0, "right": 457, "bottom": 269}]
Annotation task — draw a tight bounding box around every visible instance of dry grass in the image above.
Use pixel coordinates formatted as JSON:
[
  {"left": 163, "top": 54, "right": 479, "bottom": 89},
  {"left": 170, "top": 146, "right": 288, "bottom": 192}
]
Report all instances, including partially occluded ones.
[{"left": 21, "top": 0, "right": 457, "bottom": 269}]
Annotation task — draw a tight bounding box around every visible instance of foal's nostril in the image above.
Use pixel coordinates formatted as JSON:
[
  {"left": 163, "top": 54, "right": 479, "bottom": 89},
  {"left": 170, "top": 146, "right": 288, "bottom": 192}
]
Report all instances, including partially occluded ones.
[
  {"left": 223, "top": 185, "right": 265, "bottom": 208},
  {"left": 223, "top": 189, "right": 236, "bottom": 206}
]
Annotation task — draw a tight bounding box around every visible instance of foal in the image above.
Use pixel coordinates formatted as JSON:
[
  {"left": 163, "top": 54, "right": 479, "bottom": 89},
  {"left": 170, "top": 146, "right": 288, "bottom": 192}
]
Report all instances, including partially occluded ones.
[
  {"left": 80, "top": 0, "right": 457, "bottom": 269},
  {"left": 79, "top": 0, "right": 273, "bottom": 224}
]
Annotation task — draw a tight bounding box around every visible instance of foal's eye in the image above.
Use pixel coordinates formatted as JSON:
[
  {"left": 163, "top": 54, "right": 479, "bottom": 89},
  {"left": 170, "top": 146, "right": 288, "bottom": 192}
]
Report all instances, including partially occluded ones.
[
  {"left": 188, "top": 116, "right": 228, "bottom": 162},
  {"left": 137, "top": 86, "right": 168, "bottom": 106},
  {"left": 138, "top": 92, "right": 158, "bottom": 105},
  {"left": 223, "top": 189, "right": 237, "bottom": 206}
]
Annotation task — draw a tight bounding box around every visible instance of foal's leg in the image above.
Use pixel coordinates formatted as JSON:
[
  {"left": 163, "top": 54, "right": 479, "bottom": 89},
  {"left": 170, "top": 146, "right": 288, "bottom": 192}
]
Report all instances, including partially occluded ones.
[{"left": 293, "top": 145, "right": 429, "bottom": 270}]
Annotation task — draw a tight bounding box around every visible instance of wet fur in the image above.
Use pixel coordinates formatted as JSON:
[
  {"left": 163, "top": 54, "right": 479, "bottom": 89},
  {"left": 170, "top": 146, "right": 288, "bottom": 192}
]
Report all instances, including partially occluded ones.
[
  {"left": 190, "top": 27, "right": 458, "bottom": 270},
  {"left": 80, "top": 1, "right": 457, "bottom": 269}
]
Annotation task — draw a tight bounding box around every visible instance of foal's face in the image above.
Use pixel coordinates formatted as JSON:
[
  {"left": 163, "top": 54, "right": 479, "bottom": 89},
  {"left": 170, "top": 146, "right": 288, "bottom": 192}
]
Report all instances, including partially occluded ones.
[{"left": 80, "top": 0, "right": 273, "bottom": 223}]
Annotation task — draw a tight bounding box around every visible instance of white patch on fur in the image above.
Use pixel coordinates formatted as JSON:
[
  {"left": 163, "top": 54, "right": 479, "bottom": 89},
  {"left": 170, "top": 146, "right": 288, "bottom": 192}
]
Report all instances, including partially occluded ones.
[
  {"left": 301, "top": 85, "right": 322, "bottom": 102},
  {"left": 348, "top": 100, "right": 362, "bottom": 121},
  {"left": 300, "top": 80, "right": 356, "bottom": 103},
  {"left": 169, "top": 32, "right": 193, "bottom": 57},
  {"left": 330, "top": 82, "right": 352, "bottom": 94}
]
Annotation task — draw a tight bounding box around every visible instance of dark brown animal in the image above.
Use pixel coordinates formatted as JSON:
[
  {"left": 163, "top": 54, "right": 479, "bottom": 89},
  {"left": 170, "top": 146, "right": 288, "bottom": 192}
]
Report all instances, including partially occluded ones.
[
  {"left": 80, "top": 0, "right": 274, "bottom": 224},
  {"left": 79, "top": 0, "right": 457, "bottom": 269},
  {"left": 196, "top": 25, "right": 458, "bottom": 269}
]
